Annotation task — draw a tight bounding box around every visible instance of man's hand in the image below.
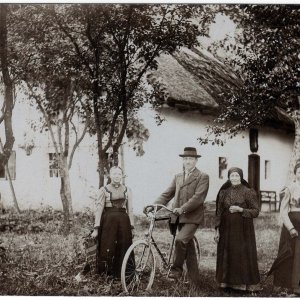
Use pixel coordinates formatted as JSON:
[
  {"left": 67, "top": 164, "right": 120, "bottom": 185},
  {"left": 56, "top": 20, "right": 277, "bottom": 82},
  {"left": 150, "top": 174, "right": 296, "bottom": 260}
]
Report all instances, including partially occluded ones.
[
  {"left": 143, "top": 206, "right": 154, "bottom": 215},
  {"left": 91, "top": 229, "right": 98, "bottom": 238},
  {"left": 131, "top": 227, "right": 135, "bottom": 238},
  {"left": 290, "top": 228, "right": 299, "bottom": 238},
  {"left": 173, "top": 207, "right": 183, "bottom": 216},
  {"left": 229, "top": 205, "right": 243, "bottom": 214}
]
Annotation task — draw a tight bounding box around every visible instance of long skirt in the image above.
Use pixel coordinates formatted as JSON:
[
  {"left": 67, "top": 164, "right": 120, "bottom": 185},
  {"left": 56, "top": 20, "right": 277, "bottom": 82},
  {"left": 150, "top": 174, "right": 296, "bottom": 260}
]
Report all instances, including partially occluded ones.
[
  {"left": 216, "top": 212, "right": 260, "bottom": 291},
  {"left": 270, "top": 212, "right": 300, "bottom": 293},
  {"left": 96, "top": 207, "right": 132, "bottom": 278}
]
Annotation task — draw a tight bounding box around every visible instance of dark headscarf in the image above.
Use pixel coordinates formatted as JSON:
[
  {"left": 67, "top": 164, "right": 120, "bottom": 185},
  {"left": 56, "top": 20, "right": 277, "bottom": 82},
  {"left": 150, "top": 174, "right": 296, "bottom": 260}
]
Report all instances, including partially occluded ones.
[
  {"left": 228, "top": 167, "right": 244, "bottom": 180},
  {"left": 215, "top": 167, "right": 250, "bottom": 216}
]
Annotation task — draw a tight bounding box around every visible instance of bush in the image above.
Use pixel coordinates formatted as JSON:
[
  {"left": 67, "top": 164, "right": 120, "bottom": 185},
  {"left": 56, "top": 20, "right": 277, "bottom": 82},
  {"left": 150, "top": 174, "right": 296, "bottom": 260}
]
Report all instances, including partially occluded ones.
[{"left": 0, "top": 207, "right": 94, "bottom": 234}]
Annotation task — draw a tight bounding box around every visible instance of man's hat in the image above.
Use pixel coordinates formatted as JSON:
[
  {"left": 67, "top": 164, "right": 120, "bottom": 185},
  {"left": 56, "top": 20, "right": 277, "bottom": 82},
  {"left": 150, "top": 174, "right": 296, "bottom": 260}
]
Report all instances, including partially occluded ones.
[{"left": 179, "top": 147, "right": 201, "bottom": 158}]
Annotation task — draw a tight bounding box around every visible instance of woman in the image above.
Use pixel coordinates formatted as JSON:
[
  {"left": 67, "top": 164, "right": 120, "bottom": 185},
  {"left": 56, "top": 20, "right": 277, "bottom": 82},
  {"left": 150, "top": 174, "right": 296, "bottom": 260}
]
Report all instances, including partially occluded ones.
[
  {"left": 91, "top": 166, "right": 134, "bottom": 278},
  {"left": 215, "top": 167, "right": 260, "bottom": 293},
  {"left": 268, "top": 163, "right": 300, "bottom": 295}
]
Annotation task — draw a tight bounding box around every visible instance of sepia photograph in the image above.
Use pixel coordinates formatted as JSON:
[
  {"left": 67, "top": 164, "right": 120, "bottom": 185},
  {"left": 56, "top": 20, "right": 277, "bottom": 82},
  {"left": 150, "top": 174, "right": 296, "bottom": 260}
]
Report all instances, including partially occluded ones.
[{"left": 0, "top": 1, "right": 299, "bottom": 297}]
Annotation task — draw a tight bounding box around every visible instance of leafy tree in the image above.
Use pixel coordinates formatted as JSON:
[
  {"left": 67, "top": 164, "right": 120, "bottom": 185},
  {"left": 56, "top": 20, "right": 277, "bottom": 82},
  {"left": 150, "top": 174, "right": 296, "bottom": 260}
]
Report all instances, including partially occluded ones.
[
  {"left": 49, "top": 4, "right": 214, "bottom": 187},
  {"left": 9, "top": 5, "right": 91, "bottom": 232},
  {"left": 0, "top": 4, "right": 19, "bottom": 213},
  {"left": 200, "top": 4, "right": 300, "bottom": 183}
]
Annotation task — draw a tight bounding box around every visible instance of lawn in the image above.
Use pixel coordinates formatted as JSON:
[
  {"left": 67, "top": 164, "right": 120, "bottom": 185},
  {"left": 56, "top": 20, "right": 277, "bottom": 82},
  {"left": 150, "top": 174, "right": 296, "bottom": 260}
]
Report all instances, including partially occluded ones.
[{"left": 0, "top": 209, "right": 284, "bottom": 296}]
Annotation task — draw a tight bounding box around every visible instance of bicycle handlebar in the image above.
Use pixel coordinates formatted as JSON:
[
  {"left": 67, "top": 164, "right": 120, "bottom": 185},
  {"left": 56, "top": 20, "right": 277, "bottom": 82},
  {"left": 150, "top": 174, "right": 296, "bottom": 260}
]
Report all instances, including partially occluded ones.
[{"left": 143, "top": 204, "right": 173, "bottom": 216}]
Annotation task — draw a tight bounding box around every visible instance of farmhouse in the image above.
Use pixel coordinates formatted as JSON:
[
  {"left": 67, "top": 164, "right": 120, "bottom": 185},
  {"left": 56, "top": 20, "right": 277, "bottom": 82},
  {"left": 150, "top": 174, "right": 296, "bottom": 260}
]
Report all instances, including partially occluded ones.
[{"left": 0, "top": 47, "right": 294, "bottom": 214}]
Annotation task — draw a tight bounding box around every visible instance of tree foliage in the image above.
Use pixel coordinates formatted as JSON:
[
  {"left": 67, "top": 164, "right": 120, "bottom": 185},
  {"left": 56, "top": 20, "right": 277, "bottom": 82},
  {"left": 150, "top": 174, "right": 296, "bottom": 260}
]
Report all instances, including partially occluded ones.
[
  {"left": 200, "top": 5, "right": 300, "bottom": 147},
  {"left": 45, "top": 4, "right": 213, "bottom": 186},
  {"left": 8, "top": 4, "right": 92, "bottom": 231},
  {"left": 1, "top": 4, "right": 216, "bottom": 220}
]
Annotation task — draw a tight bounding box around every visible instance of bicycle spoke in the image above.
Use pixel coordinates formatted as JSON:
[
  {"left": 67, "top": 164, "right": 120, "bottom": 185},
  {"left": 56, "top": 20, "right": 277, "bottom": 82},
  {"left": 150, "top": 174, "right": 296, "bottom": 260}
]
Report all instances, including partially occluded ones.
[{"left": 121, "top": 241, "right": 155, "bottom": 293}]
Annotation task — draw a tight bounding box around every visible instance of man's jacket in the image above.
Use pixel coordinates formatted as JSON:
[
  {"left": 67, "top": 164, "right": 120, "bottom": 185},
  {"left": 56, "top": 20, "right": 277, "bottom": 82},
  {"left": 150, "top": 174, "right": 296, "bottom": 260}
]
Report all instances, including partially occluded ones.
[{"left": 154, "top": 168, "right": 209, "bottom": 224}]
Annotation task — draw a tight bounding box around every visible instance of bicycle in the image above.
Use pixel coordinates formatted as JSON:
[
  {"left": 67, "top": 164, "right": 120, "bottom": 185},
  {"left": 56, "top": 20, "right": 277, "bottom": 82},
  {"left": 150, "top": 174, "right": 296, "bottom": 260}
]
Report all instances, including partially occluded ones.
[{"left": 120, "top": 204, "right": 201, "bottom": 293}]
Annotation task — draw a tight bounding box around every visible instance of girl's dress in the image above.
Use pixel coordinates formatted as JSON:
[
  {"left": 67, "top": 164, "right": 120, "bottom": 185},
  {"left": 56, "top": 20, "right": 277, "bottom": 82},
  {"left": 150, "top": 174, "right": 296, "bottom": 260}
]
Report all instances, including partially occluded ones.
[{"left": 94, "top": 183, "right": 134, "bottom": 278}]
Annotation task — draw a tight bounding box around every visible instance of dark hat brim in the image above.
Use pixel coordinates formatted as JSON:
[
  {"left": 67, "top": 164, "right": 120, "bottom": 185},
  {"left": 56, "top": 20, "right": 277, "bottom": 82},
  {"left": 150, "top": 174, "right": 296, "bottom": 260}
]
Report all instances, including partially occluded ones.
[{"left": 179, "top": 154, "right": 201, "bottom": 158}]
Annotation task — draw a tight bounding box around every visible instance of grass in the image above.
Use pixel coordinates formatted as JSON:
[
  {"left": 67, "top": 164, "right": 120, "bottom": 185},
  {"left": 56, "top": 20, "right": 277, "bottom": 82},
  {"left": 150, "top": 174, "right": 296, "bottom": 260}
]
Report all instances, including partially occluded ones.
[{"left": 0, "top": 210, "right": 287, "bottom": 296}]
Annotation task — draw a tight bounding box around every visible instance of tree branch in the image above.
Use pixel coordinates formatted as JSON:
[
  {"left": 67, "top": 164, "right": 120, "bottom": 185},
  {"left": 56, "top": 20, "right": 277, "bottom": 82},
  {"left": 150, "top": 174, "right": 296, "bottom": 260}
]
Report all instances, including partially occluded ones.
[
  {"left": 127, "top": 42, "right": 162, "bottom": 100},
  {"left": 102, "top": 105, "right": 122, "bottom": 153},
  {"left": 70, "top": 118, "right": 78, "bottom": 141},
  {"left": 113, "top": 111, "right": 128, "bottom": 154},
  {"left": 51, "top": 6, "right": 94, "bottom": 77},
  {"left": 68, "top": 114, "right": 89, "bottom": 170},
  {"left": 27, "top": 83, "right": 60, "bottom": 155}
]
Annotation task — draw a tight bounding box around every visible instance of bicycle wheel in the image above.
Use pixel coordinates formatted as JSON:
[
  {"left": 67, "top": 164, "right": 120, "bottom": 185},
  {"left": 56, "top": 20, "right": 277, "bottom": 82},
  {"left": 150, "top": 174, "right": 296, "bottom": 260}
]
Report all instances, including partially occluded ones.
[{"left": 121, "top": 240, "right": 156, "bottom": 293}]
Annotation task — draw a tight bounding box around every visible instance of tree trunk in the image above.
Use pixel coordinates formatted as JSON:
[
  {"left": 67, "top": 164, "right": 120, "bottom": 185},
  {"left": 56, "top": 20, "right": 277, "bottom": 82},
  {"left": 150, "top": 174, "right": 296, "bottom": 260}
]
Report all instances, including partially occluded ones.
[
  {"left": 0, "top": 4, "right": 15, "bottom": 167},
  {"left": 63, "top": 156, "right": 73, "bottom": 216},
  {"left": 286, "top": 115, "right": 300, "bottom": 184},
  {"left": 113, "top": 150, "right": 119, "bottom": 166},
  {"left": 119, "top": 142, "right": 125, "bottom": 185},
  {"left": 60, "top": 175, "right": 71, "bottom": 235},
  {"left": 98, "top": 150, "right": 106, "bottom": 188},
  {"left": 92, "top": 81, "right": 106, "bottom": 188},
  {"left": 59, "top": 156, "right": 74, "bottom": 234},
  {"left": 0, "top": 137, "right": 20, "bottom": 213}
]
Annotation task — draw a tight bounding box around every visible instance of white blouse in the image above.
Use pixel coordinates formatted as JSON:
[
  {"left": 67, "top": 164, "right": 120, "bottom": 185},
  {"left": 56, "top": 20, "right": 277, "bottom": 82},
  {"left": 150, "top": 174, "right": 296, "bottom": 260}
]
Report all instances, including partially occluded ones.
[
  {"left": 280, "top": 181, "right": 300, "bottom": 231},
  {"left": 94, "top": 183, "right": 134, "bottom": 228}
]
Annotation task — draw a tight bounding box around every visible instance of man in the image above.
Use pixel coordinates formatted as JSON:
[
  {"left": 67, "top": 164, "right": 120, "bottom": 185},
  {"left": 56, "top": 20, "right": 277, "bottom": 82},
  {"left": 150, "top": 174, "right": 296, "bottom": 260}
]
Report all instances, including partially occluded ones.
[{"left": 144, "top": 147, "right": 209, "bottom": 281}]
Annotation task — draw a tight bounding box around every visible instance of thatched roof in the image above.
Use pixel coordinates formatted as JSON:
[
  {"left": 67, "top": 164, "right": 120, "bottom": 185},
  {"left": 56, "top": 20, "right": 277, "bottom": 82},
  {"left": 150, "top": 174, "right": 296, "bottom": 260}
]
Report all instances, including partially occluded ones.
[
  {"left": 148, "top": 47, "right": 241, "bottom": 113},
  {"left": 148, "top": 47, "right": 294, "bottom": 131},
  {"left": 149, "top": 53, "right": 217, "bottom": 109}
]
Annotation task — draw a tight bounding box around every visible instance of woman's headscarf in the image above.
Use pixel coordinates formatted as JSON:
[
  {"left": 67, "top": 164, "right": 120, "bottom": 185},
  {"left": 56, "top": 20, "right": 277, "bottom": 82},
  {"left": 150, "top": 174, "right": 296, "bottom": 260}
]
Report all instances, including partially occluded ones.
[
  {"left": 215, "top": 167, "right": 250, "bottom": 215},
  {"left": 228, "top": 167, "right": 244, "bottom": 180}
]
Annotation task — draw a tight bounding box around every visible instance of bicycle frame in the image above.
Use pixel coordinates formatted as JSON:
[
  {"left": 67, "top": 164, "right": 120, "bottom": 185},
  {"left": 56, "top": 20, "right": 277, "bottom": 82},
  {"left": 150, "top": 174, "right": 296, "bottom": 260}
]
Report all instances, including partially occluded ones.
[
  {"left": 121, "top": 204, "right": 202, "bottom": 293},
  {"left": 144, "top": 204, "right": 176, "bottom": 270}
]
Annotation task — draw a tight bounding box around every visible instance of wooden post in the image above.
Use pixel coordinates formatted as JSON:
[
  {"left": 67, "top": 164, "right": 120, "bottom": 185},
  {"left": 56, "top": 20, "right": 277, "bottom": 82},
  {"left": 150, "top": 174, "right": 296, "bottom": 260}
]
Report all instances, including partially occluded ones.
[
  {"left": 0, "top": 138, "right": 20, "bottom": 213},
  {"left": 248, "top": 154, "right": 260, "bottom": 193},
  {"left": 248, "top": 128, "right": 261, "bottom": 208}
]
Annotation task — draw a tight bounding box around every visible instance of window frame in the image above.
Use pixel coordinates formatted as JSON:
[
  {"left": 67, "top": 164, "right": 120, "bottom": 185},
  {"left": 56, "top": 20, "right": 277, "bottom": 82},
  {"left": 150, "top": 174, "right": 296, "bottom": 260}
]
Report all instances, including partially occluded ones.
[{"left": 49, "top": 152, "right": 62, "bottom": 178}]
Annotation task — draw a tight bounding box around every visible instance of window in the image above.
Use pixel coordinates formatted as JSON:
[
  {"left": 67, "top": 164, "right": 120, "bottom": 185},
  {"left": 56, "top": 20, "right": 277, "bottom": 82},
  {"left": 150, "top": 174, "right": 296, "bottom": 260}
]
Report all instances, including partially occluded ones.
[
  {"left": 219, "top": 157, "right": 228, "bottom": 179},
  {"left": 0, "top": 151, "right": 16, "bottom": 180},
  {"left": 49, "top": 153, "right": 62, "bottom": 177},
  {"left": 265, "top": 160, "right": 271, "bottom": 179}
]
